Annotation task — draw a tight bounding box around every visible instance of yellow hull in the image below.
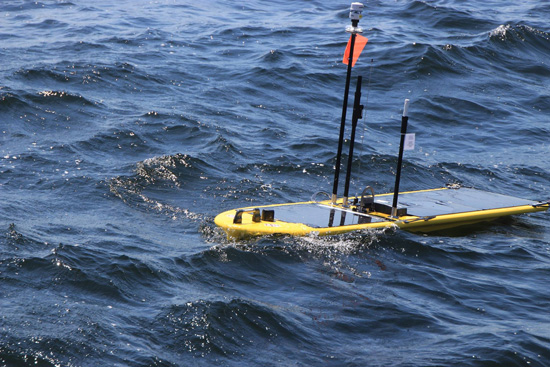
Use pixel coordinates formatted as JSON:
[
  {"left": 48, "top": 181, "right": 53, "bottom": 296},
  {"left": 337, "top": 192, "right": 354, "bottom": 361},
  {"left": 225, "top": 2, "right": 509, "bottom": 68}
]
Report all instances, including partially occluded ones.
[{"left": 214, "top": 188, "right": 549, "bottom": 239}]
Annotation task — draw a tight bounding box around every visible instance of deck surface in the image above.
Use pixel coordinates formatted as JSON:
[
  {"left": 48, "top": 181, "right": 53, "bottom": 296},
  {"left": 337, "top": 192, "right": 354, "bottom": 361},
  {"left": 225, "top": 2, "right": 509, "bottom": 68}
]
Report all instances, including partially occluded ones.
[{"left": 270, "top": 188, "right": 539, "bottom": 228}]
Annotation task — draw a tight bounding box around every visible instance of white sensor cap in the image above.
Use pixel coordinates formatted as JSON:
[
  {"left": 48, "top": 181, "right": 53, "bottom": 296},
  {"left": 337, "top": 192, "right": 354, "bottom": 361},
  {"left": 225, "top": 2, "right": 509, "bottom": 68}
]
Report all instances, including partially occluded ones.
[
  {"left": 349, "top": 2, "right": 364, "bottom": 21},
  {"left": 403, "top": 99, "right": 410, "bottom": 117}
]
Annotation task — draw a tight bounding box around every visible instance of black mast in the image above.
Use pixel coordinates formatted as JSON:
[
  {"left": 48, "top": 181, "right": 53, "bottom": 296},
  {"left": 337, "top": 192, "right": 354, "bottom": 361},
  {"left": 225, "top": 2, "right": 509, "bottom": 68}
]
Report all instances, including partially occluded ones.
[
  {"left": 331, "top": 2, "right": 364, "bottom": 204},
  {"left": 342, "top": 76, "right": 363, "bottom": 207},
  {"left": 391, "top": 99, "right": 410, "bottom": 218}
]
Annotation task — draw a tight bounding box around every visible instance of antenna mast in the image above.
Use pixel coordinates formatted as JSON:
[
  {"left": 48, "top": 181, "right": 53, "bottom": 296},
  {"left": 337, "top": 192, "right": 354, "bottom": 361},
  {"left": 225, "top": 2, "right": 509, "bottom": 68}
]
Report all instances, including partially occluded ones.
[{"left": 331, "top": 2, "right": 364, "bottom": 204}]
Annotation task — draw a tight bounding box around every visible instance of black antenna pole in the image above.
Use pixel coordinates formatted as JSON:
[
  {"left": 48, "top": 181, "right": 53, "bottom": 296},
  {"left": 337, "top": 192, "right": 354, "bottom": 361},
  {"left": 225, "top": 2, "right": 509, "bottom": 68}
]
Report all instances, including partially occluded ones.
[
  {"left": 332, "top": 33, "right": 356, "bottom": 204},
  {"left": 342, "top": 75, "right": 363, "bottom": 207},
  {"left": 332, "top": 2, "right": 364, "bottom": 204},
  {"left": 391, "top": 99, "right": 410, "bottom": 218}
]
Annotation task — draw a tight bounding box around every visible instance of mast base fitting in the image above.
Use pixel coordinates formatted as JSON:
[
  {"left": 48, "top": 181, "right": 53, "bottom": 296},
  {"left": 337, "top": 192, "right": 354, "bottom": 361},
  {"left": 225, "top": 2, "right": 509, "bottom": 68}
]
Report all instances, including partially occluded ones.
[
  {"left": 390, "top": 207, "right": 409, "bottom": 219},
  {"left": 346, "top": 25, "right": 363, "bottom": 34}
]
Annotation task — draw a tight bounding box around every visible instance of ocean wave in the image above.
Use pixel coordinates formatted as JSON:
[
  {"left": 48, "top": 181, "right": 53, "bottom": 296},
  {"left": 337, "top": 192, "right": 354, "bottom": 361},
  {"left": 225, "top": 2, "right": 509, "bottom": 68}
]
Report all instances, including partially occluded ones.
[
  {"left": 486, "top": 24, "right": 550, "bottom": 69},
  {"left": 489, "top": 24, "right": 550, "bottom": 43},
  {"left": 108, "top": 153, "right": 215, "bottom": 221},
  {"left": 23, "top": 18, "right": 68, "bottom": 30},
  {"left": 404, "top": 0, "right": 483, "bottom": 30},
  {"left": 154, "top": 297, "right": 302, "bottom": 360},
  {"left": 0, "top": 89, "right": 32, "bottom": 111},
  {"left": 35, "top": 90, "right": 97, "bottom": 108},
  {"left": 15, "top": 65, "right": 75, "bottom": 84}
]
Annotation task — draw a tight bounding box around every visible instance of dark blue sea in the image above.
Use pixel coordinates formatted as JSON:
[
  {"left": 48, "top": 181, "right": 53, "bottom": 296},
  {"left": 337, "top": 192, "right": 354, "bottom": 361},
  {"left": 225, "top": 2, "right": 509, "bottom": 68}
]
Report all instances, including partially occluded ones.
[{"left": 1, "top": 1, "right": 549, "bottom": 366}]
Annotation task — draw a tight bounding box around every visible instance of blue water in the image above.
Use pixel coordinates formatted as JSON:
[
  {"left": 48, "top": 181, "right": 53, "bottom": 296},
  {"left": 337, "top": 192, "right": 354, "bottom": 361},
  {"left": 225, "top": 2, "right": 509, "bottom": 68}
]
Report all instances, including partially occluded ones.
[{"left": 1, "top": 1, "right": 549, "bottom": 366}]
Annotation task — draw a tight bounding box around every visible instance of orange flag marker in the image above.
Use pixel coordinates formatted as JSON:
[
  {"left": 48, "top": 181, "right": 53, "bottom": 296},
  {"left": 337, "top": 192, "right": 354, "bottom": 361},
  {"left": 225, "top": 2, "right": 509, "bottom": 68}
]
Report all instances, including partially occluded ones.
[{"left": 342, "top": 34, "right": 368, "bottom": 67}]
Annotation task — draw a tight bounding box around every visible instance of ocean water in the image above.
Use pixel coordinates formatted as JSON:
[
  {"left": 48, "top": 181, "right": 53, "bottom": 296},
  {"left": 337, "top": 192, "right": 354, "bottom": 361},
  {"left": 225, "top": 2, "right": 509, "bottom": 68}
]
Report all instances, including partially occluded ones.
[{"left": 1, "top": 0, "right": 549, "bottom": 366}]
